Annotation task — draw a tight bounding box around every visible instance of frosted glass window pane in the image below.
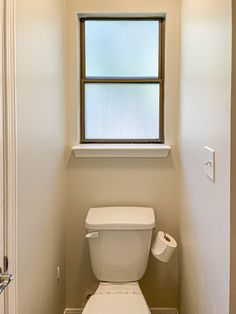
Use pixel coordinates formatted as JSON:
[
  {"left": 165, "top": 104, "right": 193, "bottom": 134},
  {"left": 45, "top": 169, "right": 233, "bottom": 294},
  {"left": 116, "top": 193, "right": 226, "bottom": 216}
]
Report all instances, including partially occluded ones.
[
  {"left": 85, "top": 21, "right": 159, "bottom": 77},
  {"left": 84, "top": 84, "right": 160, "bottom": 139}
]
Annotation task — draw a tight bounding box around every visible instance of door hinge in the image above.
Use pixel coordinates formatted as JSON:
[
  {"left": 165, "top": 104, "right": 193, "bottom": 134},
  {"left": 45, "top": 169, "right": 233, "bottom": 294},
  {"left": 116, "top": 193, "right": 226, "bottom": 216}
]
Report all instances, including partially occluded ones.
[{"left": 4, "top": 256, "right": 8, "bottom": 273}]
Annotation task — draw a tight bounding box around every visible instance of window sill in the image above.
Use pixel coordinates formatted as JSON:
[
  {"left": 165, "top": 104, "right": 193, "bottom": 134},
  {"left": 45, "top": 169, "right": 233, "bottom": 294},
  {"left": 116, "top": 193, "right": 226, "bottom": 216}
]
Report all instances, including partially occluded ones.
[{"left": 71, "top": 144, "right": 171, "bottom": 158}]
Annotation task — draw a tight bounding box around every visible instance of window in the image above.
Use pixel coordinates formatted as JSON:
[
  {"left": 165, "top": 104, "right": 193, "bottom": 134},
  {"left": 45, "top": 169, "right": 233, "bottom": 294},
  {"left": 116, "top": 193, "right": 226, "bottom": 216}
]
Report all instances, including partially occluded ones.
[{"left": 80, "top": 17, "right": 165, "bottom": 144}]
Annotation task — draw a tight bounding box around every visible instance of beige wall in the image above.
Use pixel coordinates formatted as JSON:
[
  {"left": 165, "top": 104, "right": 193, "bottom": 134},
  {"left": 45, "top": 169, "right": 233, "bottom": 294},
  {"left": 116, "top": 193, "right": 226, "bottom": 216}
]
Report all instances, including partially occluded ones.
[
  {"left": 230, "top": 1, "right": 236, "bottom": 313},
  {"left": 16, "top": 0, "right": 66, "bottom": 313},
  {"left": 179, "top": 0, "right": 232, "bottom": 313},
  {"left": 66, "top": 0, "right": 180, "bottom": 308}
]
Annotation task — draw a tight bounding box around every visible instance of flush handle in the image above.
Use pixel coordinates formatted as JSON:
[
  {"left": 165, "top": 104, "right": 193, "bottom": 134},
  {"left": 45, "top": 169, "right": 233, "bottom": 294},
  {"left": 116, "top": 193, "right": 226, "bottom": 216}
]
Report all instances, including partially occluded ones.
[{"left": 85, "top": 232, "right": 99, "bottom": 239}]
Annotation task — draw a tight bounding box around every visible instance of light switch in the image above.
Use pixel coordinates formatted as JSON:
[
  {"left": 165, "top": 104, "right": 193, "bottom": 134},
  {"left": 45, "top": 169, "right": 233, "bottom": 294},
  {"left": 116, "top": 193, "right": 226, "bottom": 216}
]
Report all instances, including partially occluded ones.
[{"left": 204, "top": 146, "right": 215, "bottom": 182}]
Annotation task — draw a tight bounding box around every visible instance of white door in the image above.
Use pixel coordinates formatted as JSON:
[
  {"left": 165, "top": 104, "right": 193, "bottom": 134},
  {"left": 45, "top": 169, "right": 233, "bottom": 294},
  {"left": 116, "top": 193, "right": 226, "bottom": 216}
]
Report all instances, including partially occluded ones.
[
  {"left": 0, "top": 0, "right": 5, "bottom": 310},
  {"left": 0, "top": 1, "right": 14, "bottom": 312}
]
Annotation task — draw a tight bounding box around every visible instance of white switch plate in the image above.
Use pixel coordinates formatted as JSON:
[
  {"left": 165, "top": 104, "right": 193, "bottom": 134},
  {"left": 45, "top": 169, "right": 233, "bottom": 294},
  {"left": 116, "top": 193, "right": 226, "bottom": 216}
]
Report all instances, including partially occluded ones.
[{"left": 204, "top": 146, "right": 215, "bottom": 181}]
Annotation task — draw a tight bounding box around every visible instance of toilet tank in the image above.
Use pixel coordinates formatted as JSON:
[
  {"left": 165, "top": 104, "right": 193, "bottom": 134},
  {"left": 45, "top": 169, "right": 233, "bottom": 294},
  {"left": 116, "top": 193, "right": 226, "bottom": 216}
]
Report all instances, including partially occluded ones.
[{"left": 85, "top": 207, "right": 155, "bottom": 282}]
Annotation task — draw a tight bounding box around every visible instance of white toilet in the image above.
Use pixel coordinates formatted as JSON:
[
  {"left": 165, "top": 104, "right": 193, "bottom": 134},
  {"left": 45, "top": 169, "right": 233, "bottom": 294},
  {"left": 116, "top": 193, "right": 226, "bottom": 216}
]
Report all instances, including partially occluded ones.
[{"left": 83, "top": 206, "right": 155, "bottom": 314}]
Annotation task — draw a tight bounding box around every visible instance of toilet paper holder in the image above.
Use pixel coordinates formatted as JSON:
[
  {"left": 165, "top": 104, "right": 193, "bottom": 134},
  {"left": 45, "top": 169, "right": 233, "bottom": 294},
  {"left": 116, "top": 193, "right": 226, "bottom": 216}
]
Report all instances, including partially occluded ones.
[{"left": 163, "top": 232, "right": 171, "bottom": 242}]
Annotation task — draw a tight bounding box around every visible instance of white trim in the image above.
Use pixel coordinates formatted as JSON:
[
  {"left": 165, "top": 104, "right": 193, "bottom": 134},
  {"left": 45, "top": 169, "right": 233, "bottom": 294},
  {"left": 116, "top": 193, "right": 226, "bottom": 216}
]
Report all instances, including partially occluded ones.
[
  {"left": 3, "top": 0, "right": 18, "bottom": 313},
  {"left": 64, "top": 308, "right": 178, "bottom": 314},
  {"left": 72, "top": 144, "right": 171, "bottom": 158}
]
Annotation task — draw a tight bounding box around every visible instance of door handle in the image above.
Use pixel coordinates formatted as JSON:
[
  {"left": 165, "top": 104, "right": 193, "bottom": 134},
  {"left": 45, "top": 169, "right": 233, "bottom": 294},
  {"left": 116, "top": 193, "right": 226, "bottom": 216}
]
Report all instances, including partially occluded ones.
[{"left": 0, "top": 267, "right": 14, "bottom": 294}]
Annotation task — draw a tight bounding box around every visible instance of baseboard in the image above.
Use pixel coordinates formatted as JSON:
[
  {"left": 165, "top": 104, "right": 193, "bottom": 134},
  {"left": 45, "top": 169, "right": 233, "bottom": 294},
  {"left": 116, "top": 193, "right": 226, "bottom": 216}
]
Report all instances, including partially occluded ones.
[
  {"left": 64, "top": 310, "right": 82, "bottom": 314},
  {"left": 64, "top": 307, "right": 178, "bottom": 314},
  {"left": 64, "top": 309, "right": 83, "bottom": 314},
  {"left": 150, "top": 308, "right": 178, "bottom": 314}
]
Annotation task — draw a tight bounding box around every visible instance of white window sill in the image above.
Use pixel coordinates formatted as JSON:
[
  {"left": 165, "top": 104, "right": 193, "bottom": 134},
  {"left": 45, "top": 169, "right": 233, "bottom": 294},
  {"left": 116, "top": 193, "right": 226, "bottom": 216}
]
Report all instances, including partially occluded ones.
[{"left": 71, "top": 144, "right": 171, "bottom": 158}]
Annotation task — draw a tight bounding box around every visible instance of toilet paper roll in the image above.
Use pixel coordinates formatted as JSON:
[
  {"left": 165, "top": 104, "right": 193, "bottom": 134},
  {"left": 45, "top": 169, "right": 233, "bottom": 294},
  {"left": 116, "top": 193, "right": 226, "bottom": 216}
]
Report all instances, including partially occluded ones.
[{"left": 151, "top": 231, "right": 177, "bottom": 263}]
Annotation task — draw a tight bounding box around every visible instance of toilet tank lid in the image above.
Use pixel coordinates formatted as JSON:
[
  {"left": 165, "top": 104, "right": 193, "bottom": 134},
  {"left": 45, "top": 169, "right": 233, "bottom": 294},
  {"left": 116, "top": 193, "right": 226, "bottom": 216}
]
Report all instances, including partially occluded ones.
[{"left": 86, "top": 207, "right": 155, "bottom": 230}]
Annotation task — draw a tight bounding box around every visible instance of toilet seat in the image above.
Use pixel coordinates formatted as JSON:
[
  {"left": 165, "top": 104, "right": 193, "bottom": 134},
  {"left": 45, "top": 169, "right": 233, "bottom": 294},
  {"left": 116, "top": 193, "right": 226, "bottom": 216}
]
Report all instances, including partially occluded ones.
[{"left": 82, "top": 282, "right": 150, "bottom": 314}]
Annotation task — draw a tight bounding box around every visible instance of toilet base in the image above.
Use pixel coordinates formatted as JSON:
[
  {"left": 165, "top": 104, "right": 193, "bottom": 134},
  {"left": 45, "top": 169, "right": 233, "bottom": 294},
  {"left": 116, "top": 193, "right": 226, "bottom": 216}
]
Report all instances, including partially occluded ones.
[{"left": 82, "top": 282, "right": 150, "bottom": 314}]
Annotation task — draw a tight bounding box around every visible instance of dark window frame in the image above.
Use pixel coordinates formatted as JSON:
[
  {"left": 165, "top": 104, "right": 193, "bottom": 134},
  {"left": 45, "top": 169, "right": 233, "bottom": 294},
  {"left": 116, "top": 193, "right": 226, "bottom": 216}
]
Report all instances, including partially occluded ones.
[{"left": 80, "top": 17, "right": 165, "bottom": 144}]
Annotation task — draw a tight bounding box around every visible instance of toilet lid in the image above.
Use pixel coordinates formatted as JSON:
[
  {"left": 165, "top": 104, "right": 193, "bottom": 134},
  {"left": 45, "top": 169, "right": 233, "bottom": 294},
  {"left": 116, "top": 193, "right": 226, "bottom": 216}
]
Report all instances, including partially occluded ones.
[{"left": 82, "top": 294, "right": 151, "bottom": 314}]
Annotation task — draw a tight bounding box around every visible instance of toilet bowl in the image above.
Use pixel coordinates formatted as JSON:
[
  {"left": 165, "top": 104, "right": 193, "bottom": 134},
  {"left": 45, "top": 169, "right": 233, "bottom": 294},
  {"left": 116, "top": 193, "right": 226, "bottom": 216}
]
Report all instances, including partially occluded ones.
[
  {"left": 83, "top": 282, "right": 150, "bottom": 314},
  {"left": 83, "top": 206, "right": 155, "bottom": 314}
]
